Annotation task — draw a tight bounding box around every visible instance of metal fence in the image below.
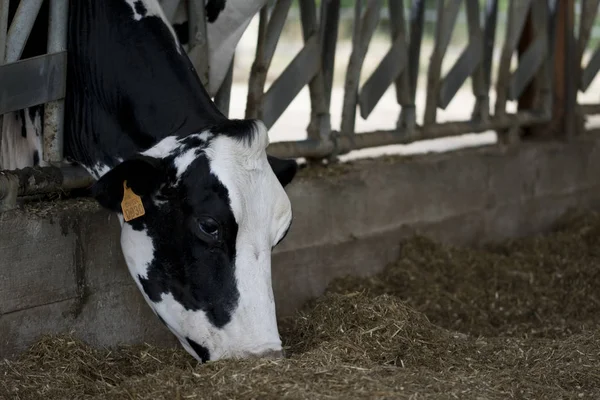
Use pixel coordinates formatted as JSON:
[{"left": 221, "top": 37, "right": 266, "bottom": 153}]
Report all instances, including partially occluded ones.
[{"left": 0, "top": 0, "right": 600, "bottom": 206}]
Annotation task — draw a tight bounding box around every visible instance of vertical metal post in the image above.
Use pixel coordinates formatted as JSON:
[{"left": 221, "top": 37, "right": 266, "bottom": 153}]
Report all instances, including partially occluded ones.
[
  {"left": 188, "top": 0, "right": 209, "bottom": 87},
  {"left": 423, "top": 0, "right": 461, "bottom": 127},
  {"left": 400, "top": 0, "right": 424, "bottom": 131},
  {"left": 551, "top": 0, "right": 576, "bottom": 138},
  {"left": 465, "top": 0, "right": 487, "bottom": 122},
  {"left": 388, "top": 0, "right": 413, "bottom": 133},
  {"left": 0, "top": 0, "right": 9, "bottom": 158},
  {"left": 214, "top": 55, "right": 234, "bottom": 117},
  {"left": 245, "top": 1, "right": 292, "bottom": 120},
  {"left": 43, "top": 0, "right": 68, "bottom": 164},
  {"left": 320, "top": 0, "right": 340, "bottom": 112},
  {"left": 340, "top": 0, "right": 382, "bottom": 135},
  {"left": 299, "top": 0, "right": 330, "bottom": 145}
]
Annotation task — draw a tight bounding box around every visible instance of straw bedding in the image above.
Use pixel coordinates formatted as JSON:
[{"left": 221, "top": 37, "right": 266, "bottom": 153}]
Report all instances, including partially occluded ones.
[{"left": 2, "top": 210, "right": 600, "bottom": 399}]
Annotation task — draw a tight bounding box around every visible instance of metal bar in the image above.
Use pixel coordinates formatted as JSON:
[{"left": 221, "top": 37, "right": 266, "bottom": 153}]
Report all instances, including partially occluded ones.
[
  {"left": 260, "top": 35, "right": 321, "bottom": 129},
  {"left": 245, "top": 2, "right": 293, "bottom": 120},
  {"left": 214, "top": 55, "right": 234, "bottom": 118},
  {"left": 299, "top": 0, "right": 330, "bottom": 143},
  {"left": 0, "top": 0, "right": 9, "bottom": 155},
  {"left": 0, "top": 0, "right": 8, "bottom": 63},
  {"left": 266, "top": 111, "right": 551, "bottom": 160},
  {"left": 340, "top": 0, "right": 382, "bottom": 135},
  {"left": 263, "top": 0, "right": 293, "bottom": 68},
  {"left": 580, "top": 103, "right": 600, "bottom": 115},
  {"left": 581, "top": 46, "right": 600, "bottom": 91},
  {"left": 320, "top": 0, "right": 340, "bottom": 111},
  {"left": 5, "top": 0, "right": 44, "bottom": 63},
  {"left": 482, "top": 0, "right": 498, "bottom": 93},
  {"left": 464, "top": 0, "right": 486, "bottom": 122},
  {"left": 494, "top": 0, "right": 533, "bottom": 117},
  {"left": 509, "top": 34, "right": 547, "bottom": 101},
  {"left": 438, "top": 41, "right": 481, "bottom": 110},
  {"left": 161, "top": 0, "right": 182, "bottom": 22},
  {"left": 245, "top": 6, "right": 269, "bottom": 119},
  {"left": 187, "top": 0, "right": 209, "bottom": 86},
  {"left": 43, "top": 0, "right": 68, "bottom": 165},
  {"left": 423, "top": 0, "right": 462, "bottom": 126},
  {"left": 388, "top": 0, "right": 410, "bottom": 107},
  {"left": 399, "top": 0, "right": 425, "bottom": 132},
  {"left": 358, "top": 35, "right": 407, "bottom": 119},
  {"left": 577, "top": 0, "right": 600, "bottom": 65},
  {"left": 563, "top": 0, "right": 577, "bottom": 137},
  {"left": 0, "top": 165, "right": 94, "bottom": 197},
  {"left": 0, "top": 51, "right": 67, "bottom": 115}
]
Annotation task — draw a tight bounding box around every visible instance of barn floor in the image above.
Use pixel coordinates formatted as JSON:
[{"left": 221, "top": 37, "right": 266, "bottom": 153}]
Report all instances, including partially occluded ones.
[{"left": 2, "top": 209, "right": 600, "bottom": 399}]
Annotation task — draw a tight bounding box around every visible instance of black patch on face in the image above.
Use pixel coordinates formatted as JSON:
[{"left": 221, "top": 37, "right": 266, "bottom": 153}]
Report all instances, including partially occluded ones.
[
  {"left": 172, "top": 21, "right": 189, "bottom": 44},
  {"left": 19, "top": 110, "right": 27, "bottom": 138},
  {"left": 205, "top": 0, "right": 226, "bottom": 23},
  {"left": 132, "top": 153, "right": 240, "bottom": 329},
  {"left": 32, "top": 150, "right": 40, "bottom": 166},
  {"left": 186, "top": 337, "right": 210, "bottom": 362},
  {"left": 208, "top": 119, "right": 260, "bottom": 147},
  {"left": 133, "top": 0, "right": 147, "bottom": 17}
]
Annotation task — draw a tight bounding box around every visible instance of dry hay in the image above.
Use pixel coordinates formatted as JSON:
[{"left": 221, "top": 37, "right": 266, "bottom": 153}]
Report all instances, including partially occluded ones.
[{"left": 2, "top": 210, "right": 600, "bottom": 399}]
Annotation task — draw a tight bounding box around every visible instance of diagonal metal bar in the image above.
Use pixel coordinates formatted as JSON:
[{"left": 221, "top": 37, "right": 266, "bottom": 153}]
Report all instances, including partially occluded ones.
[
  {"left": 214, "top": 55, "right": 234, "bottom": 117},
  {"left": 5, "top": 0, "right": 44, "bottom": 63},
  {"left": 340, "top": 0, "right": 382, "bottom": 135},
  {"left": 260, "top": 35, "right": 321, "bottom": 129},
  {"left": 319, "top": 0, "right": 340, "bottom": 112},
  {"left": 581, "top": 46, "right": 600, "bottom": 91},
  {"left": 464, "top": 0, "right": 486, "bottom": 121},
  {"left": 0, "top": 52, "right": 67, "bottom": 115},
  {"left": 0, "top": 0, "right": 8, "bottom": 63},
  {"left": 482, "top": 0, "right": 498, "bottom": 92},
  {"left": 509, "top": 33, "right": 547, "bottom": 101},
  {"left": 494, "top": 0, "right": 533, "bottom": 116},
  {"left": 299, "top": 0, "right": 330, "bottom": 143},
  {"left": 358, "top": 35, "right": 407, "bottom": 119},
  {"left": 438, "top": 40, "right": 482, "bottom": 109},
  {"left": 388, "top": 0, "right": 414, "bottom": 133},
  {"left": 577, "top": 0, "right": 600, "bottom": 64},
  {"left": 263, "top": 0, "right": 293, "bottom": 68},
  {"left": 161, "top": 0, "right": 182, "bottom": 22},
  {"left": 187, "top": 0, "right": 209, "bottom": 86},
  {"left": 424, "top": 0, "right": 463, "bottom": 126},
  {"left": 245, "top": 1, "right": 293, "bottom": 119}
]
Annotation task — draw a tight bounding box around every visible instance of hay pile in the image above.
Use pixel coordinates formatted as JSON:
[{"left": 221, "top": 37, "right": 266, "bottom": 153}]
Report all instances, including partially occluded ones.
[{"left": 2, "top": 210, "right": 600, "bottom": 399}]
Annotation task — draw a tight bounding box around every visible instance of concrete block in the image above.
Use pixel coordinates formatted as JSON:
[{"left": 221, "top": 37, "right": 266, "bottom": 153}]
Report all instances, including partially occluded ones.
[{"left": 3, "top": 136, "right": 600, "bottom": 357}]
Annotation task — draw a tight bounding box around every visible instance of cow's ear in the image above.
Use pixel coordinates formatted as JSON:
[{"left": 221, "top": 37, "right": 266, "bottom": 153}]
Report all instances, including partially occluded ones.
[
  {"left": 91, "top": 155, "right": 166, "bottom": 212},
  {"left": 267, "top": 155, "right": 297, "bottom": 188}
]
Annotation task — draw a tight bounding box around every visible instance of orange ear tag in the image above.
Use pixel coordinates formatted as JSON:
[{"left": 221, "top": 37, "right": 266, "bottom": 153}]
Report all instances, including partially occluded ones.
[{"left": 121, "top": 180, "right": 146, "bottom": 222}]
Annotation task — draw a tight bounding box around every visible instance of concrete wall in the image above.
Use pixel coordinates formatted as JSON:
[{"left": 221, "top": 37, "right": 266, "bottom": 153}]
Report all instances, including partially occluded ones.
[{"left": 2, "top": 135, "right": 600, "bottom": 358}]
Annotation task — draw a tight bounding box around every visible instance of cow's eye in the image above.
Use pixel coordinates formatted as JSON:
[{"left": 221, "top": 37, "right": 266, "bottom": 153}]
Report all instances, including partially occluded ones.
[{"left": 196, "top": 216, "right": 221, "bottom": 242}]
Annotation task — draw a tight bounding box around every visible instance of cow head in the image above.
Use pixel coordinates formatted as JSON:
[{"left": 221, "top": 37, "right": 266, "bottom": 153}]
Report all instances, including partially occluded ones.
[{"left": 91, "top": 119, "right": 297, "bottom": 362}]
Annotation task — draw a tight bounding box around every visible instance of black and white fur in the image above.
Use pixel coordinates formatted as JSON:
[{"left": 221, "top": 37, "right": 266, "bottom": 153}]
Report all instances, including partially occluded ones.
[{"left": 5, "top": 0, "right": 298, "bottom": 362}]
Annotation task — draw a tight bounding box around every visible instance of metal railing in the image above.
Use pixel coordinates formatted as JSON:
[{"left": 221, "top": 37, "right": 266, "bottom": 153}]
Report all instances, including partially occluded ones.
[{"left": 0, "top": 0, "right": 599, "bottom": 209}]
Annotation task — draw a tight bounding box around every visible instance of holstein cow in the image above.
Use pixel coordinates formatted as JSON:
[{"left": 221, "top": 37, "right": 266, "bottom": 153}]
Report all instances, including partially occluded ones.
[
  {"left": 7, "top": 0, "right": 299, "bottom": 362},
  {"left": 0, "top": 0, "right": 269, "bottom": 169}
]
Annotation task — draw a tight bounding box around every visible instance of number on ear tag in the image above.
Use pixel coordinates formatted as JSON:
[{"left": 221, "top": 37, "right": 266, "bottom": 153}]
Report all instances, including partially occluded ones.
[{"left": 121, "top": 180, "right": 146, "bottom": 222}]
